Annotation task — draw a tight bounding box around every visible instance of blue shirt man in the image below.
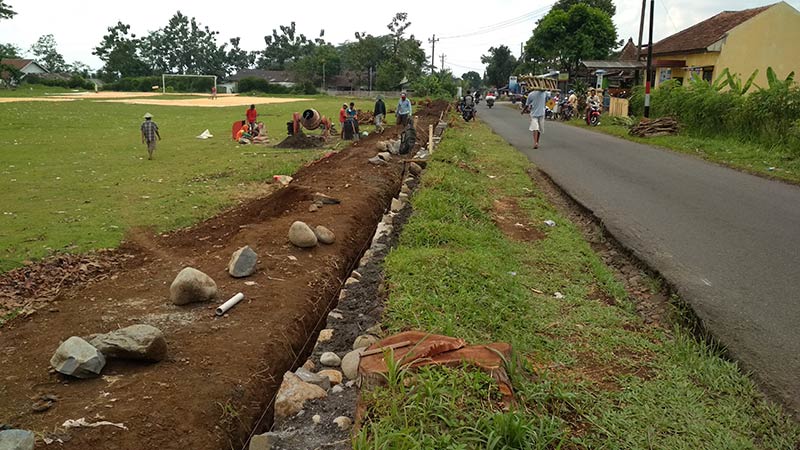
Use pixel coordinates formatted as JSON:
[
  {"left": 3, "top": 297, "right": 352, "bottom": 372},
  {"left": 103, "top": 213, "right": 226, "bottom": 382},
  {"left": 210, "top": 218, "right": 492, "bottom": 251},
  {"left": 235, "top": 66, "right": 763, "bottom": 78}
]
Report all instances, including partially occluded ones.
[
  {"left": 524, "top": 89, "right": 550, "bottom": 149},
  {"left": 396, "top": 93, "right": 412, "bottom": 126}
]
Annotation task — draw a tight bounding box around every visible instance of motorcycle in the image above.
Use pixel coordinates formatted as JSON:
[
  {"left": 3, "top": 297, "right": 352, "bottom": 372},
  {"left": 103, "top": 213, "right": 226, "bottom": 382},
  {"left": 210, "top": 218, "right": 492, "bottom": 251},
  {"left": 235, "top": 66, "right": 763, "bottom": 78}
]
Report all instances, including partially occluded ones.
[
  {"left": 462, "top": 104, "right": 475, "bottom": 122},
  {"left": 486, "top": 95, "right": 495, "bottom": 109},
  {"left": 586, "top": 101, "right": 601, "bottom": 126},
  {"left": 558, "top": 100, "right": 574, "bottom": 121}
]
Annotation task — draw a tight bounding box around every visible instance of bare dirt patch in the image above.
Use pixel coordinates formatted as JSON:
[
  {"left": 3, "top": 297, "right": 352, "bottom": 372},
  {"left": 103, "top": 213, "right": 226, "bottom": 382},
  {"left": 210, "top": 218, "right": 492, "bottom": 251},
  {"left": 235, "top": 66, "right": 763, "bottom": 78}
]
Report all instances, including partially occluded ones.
[
  {"left": 0, "top": 101, "right": 450, "bottom": 450},
  {"left": 97, "top": 95, "right": 310, "bottom": 108},
  {"left": 491, "top": 197, "right": 545, "bottom": 243}
]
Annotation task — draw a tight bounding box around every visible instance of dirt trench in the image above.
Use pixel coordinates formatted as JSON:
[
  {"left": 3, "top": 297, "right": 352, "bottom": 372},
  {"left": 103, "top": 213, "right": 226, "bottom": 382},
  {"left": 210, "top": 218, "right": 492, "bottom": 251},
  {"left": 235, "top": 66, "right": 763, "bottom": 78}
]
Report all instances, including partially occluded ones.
[{"left": 0, "top": 101, "right": 449, "bottom": 450}]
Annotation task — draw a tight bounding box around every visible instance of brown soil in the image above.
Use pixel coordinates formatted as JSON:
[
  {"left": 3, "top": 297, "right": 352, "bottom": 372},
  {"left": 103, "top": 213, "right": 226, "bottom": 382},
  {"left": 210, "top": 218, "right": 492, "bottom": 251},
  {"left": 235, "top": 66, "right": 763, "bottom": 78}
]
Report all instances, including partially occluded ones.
[
  {"left": 0, "top": 101, "right": 450, "bottom": 449},
  {"left": 275, "top": 132, "right": 326, "bottom": 149},
  {"left": 491, "top": 197, "right": 545, "bottom": 243}
]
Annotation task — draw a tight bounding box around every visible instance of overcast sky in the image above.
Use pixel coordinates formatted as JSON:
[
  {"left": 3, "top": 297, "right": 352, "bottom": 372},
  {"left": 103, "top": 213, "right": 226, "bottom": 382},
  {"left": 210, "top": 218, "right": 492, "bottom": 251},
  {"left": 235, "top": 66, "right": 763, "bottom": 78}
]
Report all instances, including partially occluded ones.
[{"left": 1, "top": 0, "right": 798, "bottom": 76}]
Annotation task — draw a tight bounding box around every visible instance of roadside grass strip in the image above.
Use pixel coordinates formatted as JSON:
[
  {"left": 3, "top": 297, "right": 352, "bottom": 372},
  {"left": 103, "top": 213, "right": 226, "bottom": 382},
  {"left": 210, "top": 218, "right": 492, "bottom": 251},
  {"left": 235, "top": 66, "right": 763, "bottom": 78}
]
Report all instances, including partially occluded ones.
[
  {"left": 570, "top": 120, "right": 800, "bottom": 185},
  {"left": 355, "top": 120, "right": 799, "bottom": 449}
]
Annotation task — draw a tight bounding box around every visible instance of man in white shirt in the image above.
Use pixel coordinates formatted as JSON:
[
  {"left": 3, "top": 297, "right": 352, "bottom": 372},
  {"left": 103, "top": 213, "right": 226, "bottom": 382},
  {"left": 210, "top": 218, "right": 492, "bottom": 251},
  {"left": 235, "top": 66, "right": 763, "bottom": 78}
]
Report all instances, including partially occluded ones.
[{"left": 523, "top": 89, "right": 550, "bottom": 149}]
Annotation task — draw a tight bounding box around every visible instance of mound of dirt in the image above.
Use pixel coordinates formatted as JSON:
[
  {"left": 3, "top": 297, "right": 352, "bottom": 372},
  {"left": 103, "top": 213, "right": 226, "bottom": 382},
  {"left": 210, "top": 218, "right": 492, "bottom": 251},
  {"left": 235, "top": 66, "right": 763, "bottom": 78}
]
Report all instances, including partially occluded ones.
[{"left": 276, "top": 132, "right": 325, "bottom": 149}]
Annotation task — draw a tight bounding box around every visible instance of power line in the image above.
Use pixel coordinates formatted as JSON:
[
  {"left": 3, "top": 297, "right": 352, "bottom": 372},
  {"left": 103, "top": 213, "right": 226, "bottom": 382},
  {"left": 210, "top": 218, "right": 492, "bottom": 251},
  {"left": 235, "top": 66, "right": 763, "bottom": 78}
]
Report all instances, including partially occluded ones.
[
  {"left": 439, "top": 4, "right": 553, "bottom": 40},
  {"left": 659, "top": 0, "right": 679, "bottom": 33}
]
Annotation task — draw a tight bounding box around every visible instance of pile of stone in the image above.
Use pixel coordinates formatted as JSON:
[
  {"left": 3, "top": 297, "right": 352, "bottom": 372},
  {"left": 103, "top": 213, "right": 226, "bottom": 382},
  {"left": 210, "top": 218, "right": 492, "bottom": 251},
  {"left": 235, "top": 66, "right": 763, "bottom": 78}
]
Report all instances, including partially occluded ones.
[
  {"left": 289, "top": 221, "right": 336, "bottom": 248},
  {"left": 50, "top": 324, "right": 167, "bottom": 379}
]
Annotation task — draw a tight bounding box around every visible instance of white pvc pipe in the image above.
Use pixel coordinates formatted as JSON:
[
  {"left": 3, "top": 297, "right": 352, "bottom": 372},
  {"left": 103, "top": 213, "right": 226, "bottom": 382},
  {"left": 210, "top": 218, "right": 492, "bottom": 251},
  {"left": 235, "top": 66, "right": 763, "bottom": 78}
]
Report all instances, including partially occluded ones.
[{"left": 216, "top": 293, "right": 244, "bottom": 316}]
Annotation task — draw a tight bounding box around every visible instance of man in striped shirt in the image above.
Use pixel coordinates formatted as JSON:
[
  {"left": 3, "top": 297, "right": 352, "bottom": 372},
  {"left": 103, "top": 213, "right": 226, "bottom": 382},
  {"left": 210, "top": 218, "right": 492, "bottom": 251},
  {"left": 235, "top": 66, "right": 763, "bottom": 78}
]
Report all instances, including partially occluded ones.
[{"left": 140, "top": 113, "right": 161, "bottom": 160}]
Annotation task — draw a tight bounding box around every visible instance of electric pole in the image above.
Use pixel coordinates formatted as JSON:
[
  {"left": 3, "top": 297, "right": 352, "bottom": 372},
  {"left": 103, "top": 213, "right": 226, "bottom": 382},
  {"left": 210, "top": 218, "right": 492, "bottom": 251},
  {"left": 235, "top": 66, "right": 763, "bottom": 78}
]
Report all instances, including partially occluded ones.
[
  {"left": 635, "top": 0, "right": 646, "bottom": 85},
  {"left": 644, "top": 0, "right": 655, "bottom": 118},
  {"left": 440, "top": 54, "right": 446, "bottom": 72},
  {"left": 428, "top": 34, "right": 440, "bottom": 73}
]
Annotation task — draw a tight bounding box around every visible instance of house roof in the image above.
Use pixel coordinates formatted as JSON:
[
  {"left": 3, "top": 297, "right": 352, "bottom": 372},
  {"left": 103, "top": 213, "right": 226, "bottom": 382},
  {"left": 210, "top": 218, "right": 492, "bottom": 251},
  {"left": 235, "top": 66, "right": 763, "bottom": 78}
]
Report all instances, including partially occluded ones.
[
  {"left": 0, "top": 58, "right": 47, "bottom": 72},
  {"left": 583, "top": 60, "right": 646, "bottom": 70},
  {"left": 229, "top": 69, "right": 295, "bottom": 83},
  {"left": 651, "top": 4, "right": 773, "bottom": 55},
  {"left": 618, "top": 38, "right": 639, "bottom": 61}
]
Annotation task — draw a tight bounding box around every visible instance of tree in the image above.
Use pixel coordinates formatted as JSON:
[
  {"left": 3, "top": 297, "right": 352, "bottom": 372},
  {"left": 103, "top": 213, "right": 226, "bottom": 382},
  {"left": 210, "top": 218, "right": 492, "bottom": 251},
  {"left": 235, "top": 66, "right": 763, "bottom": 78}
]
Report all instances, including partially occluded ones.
[
  {"left": 93, "top": 22, "right": 150, "bottom": 81},
  {"left": 0, "top": 1, "right": 15, "bottom": 20},
  {"left": 552, "top": 0, "right": 616, "bottom": 17},
  {"left": 30, "top": 34, "right": 66, "bottom": 72},
  {"left": 341, "top": 33, "right": 392, "bottom": 87},
  {"left": 0, "top": 42, "right": 21, "bottom": 59},
  {"left": 257, "top": 22, "right": 320, "bottom": 70},
  {"left": 292, "top": 43, "right": 341, "bottom": 90},
  {"left": 481, "top": 46, "right": 517, "bottom": 88},
  {"left": 375, "top": 12, "right": 427, "bottom": 90},
  {"left": 140, "top": 12, "right": 227, "bottom": 77},
  {"left": 462, "top": 71, "right": 482, "bottom": 90},
  {"left": 67, "top": 61, "right": 91, "bottom": 78},
  {"left": 525, "top": 3, "right": 618, "bottom": 75},
  {"left": 225, "top": 37, "right": 255, "bottom": 74}
]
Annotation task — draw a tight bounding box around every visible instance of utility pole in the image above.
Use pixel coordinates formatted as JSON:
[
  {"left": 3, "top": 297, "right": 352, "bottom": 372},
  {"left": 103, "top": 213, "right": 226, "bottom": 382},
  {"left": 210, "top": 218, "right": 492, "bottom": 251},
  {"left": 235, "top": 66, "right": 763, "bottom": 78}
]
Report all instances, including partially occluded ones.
[
  {"left": 644, "top": 0, "right": 655, "bottom": 118},
  {"left": 635, "top": 0, "right": 647, "bottom": 85},
  {"left": 428, "top": 34, "right": 439, "bottom": 73},
  {"left": 440, "top": 54, "right": 446, "bottom": 72}
]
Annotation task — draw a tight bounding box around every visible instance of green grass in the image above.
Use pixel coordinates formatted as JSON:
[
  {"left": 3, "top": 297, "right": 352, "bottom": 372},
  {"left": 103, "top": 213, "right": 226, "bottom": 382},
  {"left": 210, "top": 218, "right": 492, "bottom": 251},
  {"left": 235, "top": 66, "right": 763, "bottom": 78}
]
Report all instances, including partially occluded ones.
[
  {"left": 356, "top": 119, "right": 800, "bottom": 449},
  {"left": 570, "top": 117, "right": 800, "bottom": 184},
  {"left": 0, "top": 95, "right": 363, "bottom": 272},
  {"left": 0, "top": 84, "right": 87, "bottom": 97}
]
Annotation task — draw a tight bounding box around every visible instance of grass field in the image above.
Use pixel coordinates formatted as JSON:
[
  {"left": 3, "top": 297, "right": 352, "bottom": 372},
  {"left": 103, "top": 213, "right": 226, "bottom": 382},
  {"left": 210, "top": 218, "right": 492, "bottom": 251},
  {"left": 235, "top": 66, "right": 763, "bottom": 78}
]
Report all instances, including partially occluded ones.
[
  {"left": 0, "top": 91, "right": 372, "bottom": 272},
  {"left": 355, "top": 120, "right": 800, "bottom": 449},
  {"left": 568, "top": 118, "right": 800, "bottom": 185}
]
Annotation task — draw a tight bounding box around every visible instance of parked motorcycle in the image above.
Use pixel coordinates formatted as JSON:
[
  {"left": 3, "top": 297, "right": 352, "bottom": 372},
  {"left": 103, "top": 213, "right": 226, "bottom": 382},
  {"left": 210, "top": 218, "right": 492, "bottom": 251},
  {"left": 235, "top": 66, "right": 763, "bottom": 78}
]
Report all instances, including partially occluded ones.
[
  {"left": 586, "top": 101, "right": 601, "bottom": 126},
  {"left": 558, "top": 100, "right": 574, "bottom": 121},
  {"left": 462, "top": 104, "right": 475, "bottom": 122}
]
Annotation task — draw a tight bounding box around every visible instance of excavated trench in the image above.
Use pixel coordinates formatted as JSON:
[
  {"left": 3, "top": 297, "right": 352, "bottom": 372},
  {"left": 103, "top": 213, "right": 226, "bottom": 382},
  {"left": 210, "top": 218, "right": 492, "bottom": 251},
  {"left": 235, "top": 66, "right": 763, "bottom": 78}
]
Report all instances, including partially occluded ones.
[{"left": 0, "top": 101, "right": 449, "bottom": 450}]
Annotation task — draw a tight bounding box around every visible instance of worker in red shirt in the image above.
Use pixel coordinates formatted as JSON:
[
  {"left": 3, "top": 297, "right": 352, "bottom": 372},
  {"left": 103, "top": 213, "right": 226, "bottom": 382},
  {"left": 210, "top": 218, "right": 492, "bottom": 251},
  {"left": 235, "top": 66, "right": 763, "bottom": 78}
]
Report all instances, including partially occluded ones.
[
  {"left": 246, "top": 105, "right": 258, "bottom": 133},
  {"left": 338, "top": 103, "right": 347, "bottom": 137}
]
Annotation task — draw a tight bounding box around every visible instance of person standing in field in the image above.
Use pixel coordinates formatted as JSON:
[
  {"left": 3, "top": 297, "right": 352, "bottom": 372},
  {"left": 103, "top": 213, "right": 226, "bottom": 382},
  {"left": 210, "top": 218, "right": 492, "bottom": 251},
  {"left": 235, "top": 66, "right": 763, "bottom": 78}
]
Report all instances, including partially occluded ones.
[
  {"left": 338, "top": 103, "right": 347, "bottom": 137},
  {"left": 141, "top": 113, "right": 161, "bottom": 160},
  {"left": 373, "top": 95, "right": 386, "bottom": 132},
  {"left": 522, "top": 88, "right": 549, "bottom": 149},
  {"left": 246, "top": 104, "right": 258, "bottom": 132},
  {"left": 211, "top": 86, "right": 217, "bottom": 100},
  {"left": 396, "top": 92, "right": 412, "bottom": 126}
]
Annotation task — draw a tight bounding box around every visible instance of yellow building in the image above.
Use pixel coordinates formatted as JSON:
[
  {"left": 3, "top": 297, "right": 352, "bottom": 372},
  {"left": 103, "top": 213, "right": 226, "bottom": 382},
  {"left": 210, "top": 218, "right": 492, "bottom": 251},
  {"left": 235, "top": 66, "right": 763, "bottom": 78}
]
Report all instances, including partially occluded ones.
[{"left": 651, "top": 2, "right": 800, "bottom": 87}]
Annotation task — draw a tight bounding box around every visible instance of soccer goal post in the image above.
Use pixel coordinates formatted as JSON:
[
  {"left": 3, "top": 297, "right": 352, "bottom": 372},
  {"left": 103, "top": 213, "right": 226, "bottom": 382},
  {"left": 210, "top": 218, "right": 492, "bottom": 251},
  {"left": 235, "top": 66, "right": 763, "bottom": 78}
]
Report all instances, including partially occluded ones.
[{"left": 161, "top": 74, "right": 217, "bottom": 94}]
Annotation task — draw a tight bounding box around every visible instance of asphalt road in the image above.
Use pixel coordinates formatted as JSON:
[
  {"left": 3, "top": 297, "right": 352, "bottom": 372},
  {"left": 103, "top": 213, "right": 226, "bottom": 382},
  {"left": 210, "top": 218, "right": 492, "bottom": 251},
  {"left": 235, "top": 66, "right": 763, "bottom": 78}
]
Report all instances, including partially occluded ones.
[{"left": 479, "top": 102, "right": 800, "bottom": 415}]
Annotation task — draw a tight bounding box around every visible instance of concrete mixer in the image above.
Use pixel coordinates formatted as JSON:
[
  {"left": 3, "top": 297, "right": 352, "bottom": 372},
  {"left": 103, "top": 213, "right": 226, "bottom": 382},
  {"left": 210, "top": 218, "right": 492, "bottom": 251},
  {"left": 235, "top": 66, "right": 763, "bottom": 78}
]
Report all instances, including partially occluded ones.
[{"left": 288, "top": 108, "right": 332, "bottom": 139}]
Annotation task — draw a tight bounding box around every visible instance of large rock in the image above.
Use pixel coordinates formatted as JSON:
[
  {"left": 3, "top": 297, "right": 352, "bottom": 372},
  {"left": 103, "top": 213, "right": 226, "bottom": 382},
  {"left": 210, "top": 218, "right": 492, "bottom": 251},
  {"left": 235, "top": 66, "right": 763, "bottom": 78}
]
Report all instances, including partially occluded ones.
[
  {"left": 313, "top": 226, "right": 336, "bottom": 245},
  {"left": 288, "top": 221, "right": 318, "bottom": 248},
  {"left": 377, "top": 152, "right": 392, "bottom": 162},
  {"left": 274, "top": 372, "right": 327, "bottom": 418},
  {"left": 368, "top": 156, "right": 388, "bottom": 166},
  {"left": 294, "top": 367, "right": 331, "bottom": 391},
  {"left": 318, "top": 369, "right": 343, "bottom": 386},
  {"left": 228, "top": 246, "right": 258, "bottom": 278},
  {"left": 353, "top": 334, "right": 378, "bottom": 350},
  {"left": 312, "top": 192, "right": 341, "bottom": 205},
  {"left": 390, "top": 198, "right": 405, "bottom": 213},
  {"left": 170, "top": 267, "right": 217, "bottom": 306},
  {"left": 88, "top": 324, "right": 167, "bottom": 362},
  {"left": 320, "top": 352, "right": 341, "bottom": 367},
  {"left": 0, "top": 430, "right": 34, "bottom": 450},
  {"left": 50, "top": 337, "right": 105, "bottom": 379},
  {"left": 341, "top": 349, "right": 363, "bottom": 380},
  {"left": 409, "top": 162, "right": 423, "bottom": 176}
]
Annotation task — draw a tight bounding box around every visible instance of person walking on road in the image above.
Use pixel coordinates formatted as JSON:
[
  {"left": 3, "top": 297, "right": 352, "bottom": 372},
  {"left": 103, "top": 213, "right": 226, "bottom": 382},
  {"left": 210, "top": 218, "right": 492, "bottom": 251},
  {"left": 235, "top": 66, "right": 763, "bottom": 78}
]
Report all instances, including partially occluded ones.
[
  {"left": 374, "top": 95, "right": 386, "bottom": 132},
  {"left": 523, "top": 88, "right": 549, "bottom": 149},
  {"left": 140, "top": 113, "right": 161, "bottom": 160},
  {"left": 396, "top": 92, "right": 412, "bottom": 126}
]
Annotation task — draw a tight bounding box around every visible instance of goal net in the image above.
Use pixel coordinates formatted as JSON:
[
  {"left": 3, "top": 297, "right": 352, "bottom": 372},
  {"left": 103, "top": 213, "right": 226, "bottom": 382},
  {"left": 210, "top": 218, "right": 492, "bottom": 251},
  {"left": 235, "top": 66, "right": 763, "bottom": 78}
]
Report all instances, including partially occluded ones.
[{"left": 161, "top": 74, "right": 217, "bottom": 94}]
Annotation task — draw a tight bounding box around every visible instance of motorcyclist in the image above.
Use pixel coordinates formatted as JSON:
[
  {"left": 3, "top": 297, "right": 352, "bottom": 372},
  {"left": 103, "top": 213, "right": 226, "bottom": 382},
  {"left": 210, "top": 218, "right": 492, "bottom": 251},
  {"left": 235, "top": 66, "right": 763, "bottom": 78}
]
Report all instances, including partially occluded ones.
[
  {"left": 568, "top": 90, "right": 578, "bottom": 113},
  {"left": 585, "top": 88, "right": 603, "bottom": 121}
]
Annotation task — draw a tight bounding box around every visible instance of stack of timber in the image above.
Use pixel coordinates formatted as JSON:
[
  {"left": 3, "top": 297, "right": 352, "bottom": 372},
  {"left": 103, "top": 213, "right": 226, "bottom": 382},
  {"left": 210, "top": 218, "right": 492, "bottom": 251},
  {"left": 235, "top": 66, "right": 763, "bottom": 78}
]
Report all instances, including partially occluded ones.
[{"left": 629, "top": 117, "right": 679, "bottom": 137}]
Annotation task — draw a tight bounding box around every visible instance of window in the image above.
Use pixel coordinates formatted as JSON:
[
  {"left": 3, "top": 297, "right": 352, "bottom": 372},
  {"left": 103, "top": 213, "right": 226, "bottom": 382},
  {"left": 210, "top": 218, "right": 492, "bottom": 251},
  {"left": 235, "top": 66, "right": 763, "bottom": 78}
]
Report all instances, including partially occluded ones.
[
  {"left": 702, "top": 69, "right": 714, "bottom": 83},
  {"left": 659, "top": 68, "right": 672, "bottom": 83}
]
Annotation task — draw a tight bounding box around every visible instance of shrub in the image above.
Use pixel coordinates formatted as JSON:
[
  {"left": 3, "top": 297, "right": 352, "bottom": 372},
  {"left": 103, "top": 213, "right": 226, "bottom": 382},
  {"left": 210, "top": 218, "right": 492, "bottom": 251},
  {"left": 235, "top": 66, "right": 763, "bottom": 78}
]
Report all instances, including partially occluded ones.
[
  {"left": 23, "top": 74, "right": 94, "bottom": 90},
  {"left": 237, "top": 77, "right": 291, "bottom": 94}
]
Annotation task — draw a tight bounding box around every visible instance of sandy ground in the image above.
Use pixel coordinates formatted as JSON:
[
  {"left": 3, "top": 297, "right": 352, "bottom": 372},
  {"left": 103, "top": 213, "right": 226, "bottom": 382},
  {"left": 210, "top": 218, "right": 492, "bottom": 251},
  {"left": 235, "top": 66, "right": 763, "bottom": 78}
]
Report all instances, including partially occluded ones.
[{"left": 0, "top": 93, "right": 309, "bottom": 107}]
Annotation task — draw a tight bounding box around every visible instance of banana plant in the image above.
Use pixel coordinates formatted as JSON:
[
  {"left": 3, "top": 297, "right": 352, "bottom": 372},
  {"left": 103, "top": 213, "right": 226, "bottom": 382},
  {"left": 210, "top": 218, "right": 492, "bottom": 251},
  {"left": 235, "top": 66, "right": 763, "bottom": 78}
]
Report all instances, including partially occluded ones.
[{"left": 765, "top": 66, "right": 796, "bottom": 89}]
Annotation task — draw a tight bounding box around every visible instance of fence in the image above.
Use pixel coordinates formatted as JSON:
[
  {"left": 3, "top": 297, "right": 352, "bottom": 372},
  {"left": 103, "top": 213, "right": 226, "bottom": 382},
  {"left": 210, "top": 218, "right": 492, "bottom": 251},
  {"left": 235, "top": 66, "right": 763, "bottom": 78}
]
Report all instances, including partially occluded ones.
[
  {"left": 608, "top": 97, "right": 629, "bottom": 117},
  {"left": 324, "top": 90, "right": 409, "bottom": 99}
]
